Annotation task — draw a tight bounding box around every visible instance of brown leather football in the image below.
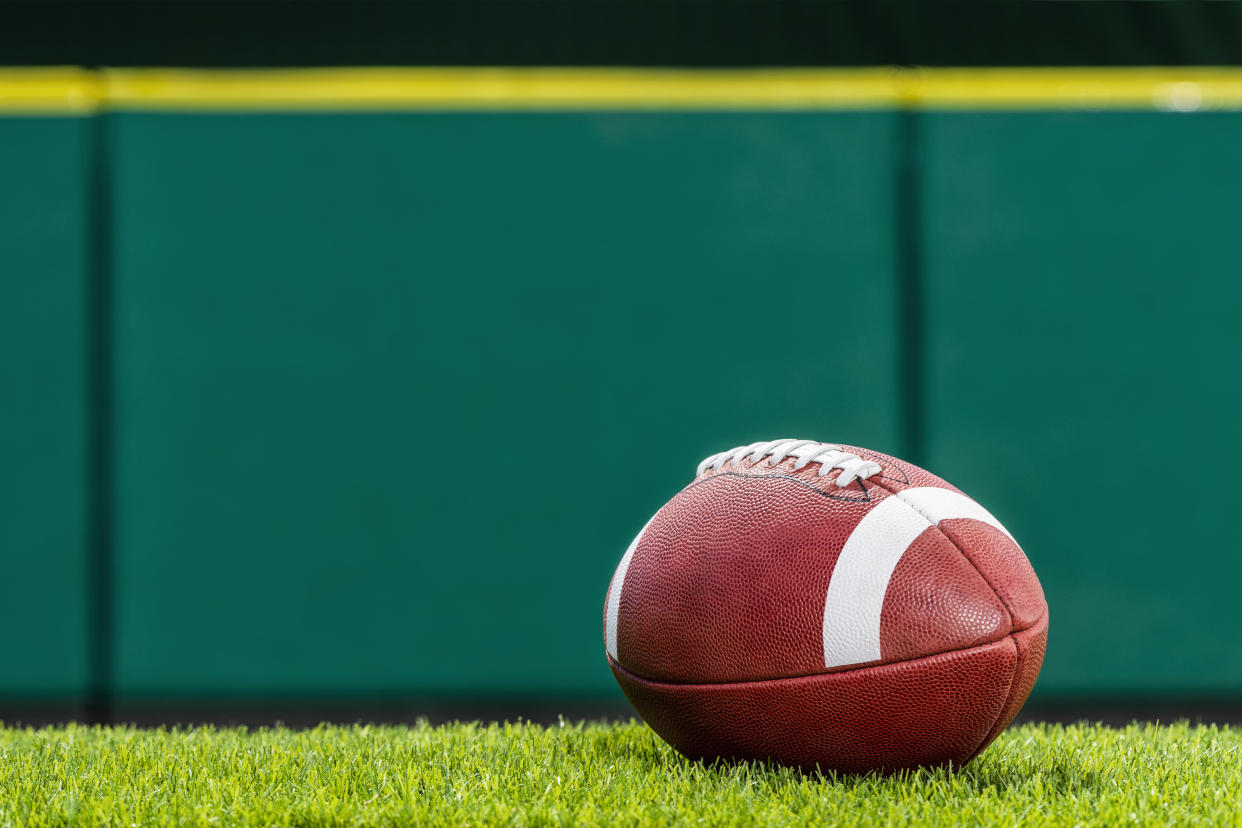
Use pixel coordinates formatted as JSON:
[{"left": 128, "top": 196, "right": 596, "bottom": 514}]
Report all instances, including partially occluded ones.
[{"left": 604, "top": 439, "right": 1047, "bottom": 773}]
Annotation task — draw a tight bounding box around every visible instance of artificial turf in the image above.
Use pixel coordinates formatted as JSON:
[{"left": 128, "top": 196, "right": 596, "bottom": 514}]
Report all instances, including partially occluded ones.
[{"left": 0, "top": 720, "right": 1237, "bottom": 826}]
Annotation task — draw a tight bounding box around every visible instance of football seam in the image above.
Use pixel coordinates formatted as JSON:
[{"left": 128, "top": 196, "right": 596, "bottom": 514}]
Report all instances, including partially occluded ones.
[
  {"left": 610, "top": 630, "right": 1024, "bottom": 688},
  {"left": 869, "top": 477, "right": 1026, "bottom": 632},
  {"left": 967, "top": 632, "right": 1021, "bottom": 763},
  {"left": 967, "top": 609, "right": 1049, "bottom": 762}
]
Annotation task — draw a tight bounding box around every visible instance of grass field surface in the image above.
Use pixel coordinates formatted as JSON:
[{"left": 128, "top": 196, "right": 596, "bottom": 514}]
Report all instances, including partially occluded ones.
[{"left": 1, "top": 720, "right": 1238, "bottom": 826}]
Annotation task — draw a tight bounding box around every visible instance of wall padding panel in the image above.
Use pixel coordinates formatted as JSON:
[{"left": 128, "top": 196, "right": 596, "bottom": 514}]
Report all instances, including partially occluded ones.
[
  {"left": 110, "top": 112, "right": 901, "bottom": 696},
  {"left": 0, "top": 117, "right": 90, "bottom": 698},
  {"left": 922, "top": 111, "right": 1242, "bottom": 695}
]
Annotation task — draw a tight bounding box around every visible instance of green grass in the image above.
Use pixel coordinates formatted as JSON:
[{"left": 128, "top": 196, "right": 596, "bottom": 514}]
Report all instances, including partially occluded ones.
[{"left": 0, "top": 720, "right": 1238, "bottom": 827}]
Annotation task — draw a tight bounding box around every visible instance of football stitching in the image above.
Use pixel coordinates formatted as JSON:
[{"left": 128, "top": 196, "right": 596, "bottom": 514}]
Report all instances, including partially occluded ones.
[
  {"left": 862, "top": 451, "right": 911, "bottom": 486},
  {"left": 682, "top": 470, "right": 874, "bottom": 503}
]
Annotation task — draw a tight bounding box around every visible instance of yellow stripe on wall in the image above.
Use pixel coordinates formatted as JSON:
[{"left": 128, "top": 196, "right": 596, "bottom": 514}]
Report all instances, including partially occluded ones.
[
  {"left": 907, "top": 68, "right": 1242, "bottom": 110},
  {"left": 4, "top": 67, "right": 1242, "bottom": 113},
  {"left": 103, "top": 68, "right": 905, "bottom": 110},
  {"left": 0, "top": 68, "right": 102, "bottom": 114}
]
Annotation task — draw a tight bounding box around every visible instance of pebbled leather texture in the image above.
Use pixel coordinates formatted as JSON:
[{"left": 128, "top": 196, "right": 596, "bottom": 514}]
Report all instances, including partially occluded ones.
[
  {"left": 936, "top": 519, "right": 1046, "bottom": 630},
  {"left": 606, "top": 443, "right": 1048, "bottom": 772},
  {"left": 616, "top": 472, "right": 884, "bottom": 683},
  {"left": 878, "top": 526, "right": 1010, "bottom": 664}
]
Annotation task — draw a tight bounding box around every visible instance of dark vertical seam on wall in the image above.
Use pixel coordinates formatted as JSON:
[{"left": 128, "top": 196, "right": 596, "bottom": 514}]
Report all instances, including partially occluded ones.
[
  {"left": 895, "top": 106, "right": 925, "bottom": 465},
  {"left": 85, "top": 108, "right": 115, "bottom": 725}
]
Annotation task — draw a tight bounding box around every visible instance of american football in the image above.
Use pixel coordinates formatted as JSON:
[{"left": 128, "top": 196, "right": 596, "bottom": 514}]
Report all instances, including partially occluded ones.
[{"left": 605, "top": 439, "right": 1047, "bottom": 773}]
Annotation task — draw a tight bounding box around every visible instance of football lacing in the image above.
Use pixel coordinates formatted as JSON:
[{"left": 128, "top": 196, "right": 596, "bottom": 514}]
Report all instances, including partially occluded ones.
[{"left": 696, "top": 439, "right": 883, "bottom": 488}]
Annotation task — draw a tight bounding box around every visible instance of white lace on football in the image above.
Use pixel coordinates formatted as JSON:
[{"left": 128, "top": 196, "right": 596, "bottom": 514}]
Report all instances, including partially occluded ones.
[{"left": 696, "top": 439, "right": 883, "bottom": 487}]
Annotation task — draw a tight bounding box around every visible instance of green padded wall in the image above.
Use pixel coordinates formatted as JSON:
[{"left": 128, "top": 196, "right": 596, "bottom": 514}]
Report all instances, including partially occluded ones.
[
  {"left": 5, "top": 100, "right": 1240, "bottom": 704},
  {"left": 109, "top": 112, "right": 901, "bottom": 697},
  {"left": 922, "top": 111, "right": 1242, "bottom": 696},
  {"left": 0, "top": 117, "right": 90, "bottom": 698}
]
